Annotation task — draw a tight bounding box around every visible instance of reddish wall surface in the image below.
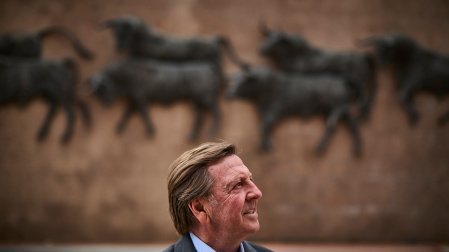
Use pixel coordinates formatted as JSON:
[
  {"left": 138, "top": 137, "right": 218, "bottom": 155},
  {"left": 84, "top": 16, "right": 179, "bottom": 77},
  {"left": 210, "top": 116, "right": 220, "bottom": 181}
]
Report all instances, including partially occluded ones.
[{"left": 0, "top": 0, "right": 448, "bottom": 244}]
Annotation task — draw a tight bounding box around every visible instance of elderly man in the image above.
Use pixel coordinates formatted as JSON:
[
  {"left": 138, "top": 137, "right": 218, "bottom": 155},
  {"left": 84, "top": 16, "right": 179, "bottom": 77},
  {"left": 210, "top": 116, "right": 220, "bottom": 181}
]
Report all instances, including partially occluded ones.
[{"left": 164, "top": 141, "right": 272, "bottom": 252}]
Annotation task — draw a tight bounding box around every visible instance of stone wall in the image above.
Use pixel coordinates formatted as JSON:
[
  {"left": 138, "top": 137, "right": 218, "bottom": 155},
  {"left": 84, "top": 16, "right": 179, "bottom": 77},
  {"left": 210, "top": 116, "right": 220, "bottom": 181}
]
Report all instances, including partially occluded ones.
[{"left": 0, "top": 0, "right": 448, "bottom": 243}]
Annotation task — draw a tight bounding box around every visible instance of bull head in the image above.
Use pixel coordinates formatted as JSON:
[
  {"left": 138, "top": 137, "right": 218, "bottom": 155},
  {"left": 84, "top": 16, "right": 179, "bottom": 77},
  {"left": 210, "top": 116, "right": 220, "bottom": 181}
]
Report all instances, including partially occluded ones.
[
  {"left": 85, "top": 73, "right": 115, "bottom": 105},
  {"left": 85, "top": 73, "right": 104, "bottom": 92},
  {"left": 99, "top": 15, "right": 147, "bottom": 52},
  {"left": 357, "top": 36, "right": 395, "bottom": 66},
  {"left": 227, "top": 64, "right": 261, "bottom": 100}
]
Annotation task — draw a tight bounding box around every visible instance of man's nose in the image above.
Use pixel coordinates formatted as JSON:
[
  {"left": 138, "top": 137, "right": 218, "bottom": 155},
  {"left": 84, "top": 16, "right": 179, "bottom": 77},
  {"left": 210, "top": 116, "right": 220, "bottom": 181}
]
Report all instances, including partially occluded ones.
[{"left": 247, "top": 182, "right": 262, "bottom": 200}]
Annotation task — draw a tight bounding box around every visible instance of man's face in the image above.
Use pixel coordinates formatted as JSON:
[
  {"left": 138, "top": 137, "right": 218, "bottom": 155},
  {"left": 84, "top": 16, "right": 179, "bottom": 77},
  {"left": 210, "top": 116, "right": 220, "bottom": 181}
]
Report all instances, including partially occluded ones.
[{"left": 204, "top": 154, "right": 263, "bottom": 239}]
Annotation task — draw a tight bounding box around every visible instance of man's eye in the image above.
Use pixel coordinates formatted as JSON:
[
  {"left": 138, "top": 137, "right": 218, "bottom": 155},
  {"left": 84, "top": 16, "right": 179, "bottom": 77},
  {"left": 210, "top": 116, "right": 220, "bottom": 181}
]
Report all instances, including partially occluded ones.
[{"left": 235, "top": 182, "right": 242, "bottom": 188}]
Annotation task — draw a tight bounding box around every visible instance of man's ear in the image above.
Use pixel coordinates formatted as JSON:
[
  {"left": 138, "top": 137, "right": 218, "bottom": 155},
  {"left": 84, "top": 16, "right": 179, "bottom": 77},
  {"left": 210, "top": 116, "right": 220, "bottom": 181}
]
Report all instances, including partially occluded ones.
[{"left": 188, "top": 198, "right": 209, "bottom": 224}]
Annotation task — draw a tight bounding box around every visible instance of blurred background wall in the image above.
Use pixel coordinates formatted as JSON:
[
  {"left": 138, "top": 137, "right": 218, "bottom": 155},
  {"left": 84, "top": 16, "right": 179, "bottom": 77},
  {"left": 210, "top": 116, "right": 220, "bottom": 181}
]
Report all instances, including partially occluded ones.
[{"left": 0, "top": 0, "right": 448, "bottom": 244}]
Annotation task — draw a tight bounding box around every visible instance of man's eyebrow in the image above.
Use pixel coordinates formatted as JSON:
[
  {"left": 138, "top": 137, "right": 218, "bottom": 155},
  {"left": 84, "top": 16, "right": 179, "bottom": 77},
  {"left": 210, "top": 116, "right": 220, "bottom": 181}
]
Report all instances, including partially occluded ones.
[
  {"left": 223, "top": 173, "right": 253, "bottom": 190},
  {"left": 223, "top": 178, "right": 239, "bottom": 191}
]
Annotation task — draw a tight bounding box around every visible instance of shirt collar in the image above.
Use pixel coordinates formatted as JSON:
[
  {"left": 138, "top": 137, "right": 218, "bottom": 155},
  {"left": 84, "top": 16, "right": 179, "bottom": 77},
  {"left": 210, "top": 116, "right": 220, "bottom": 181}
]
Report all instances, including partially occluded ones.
[{"left": 189, "top": 232, "right": 245, "bottom": 252}]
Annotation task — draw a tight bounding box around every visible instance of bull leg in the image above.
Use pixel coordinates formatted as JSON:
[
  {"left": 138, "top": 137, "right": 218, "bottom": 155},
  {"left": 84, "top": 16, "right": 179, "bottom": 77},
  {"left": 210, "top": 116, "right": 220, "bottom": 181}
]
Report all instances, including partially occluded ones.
[
  {"left": 116, "top": 103, "right": 135, "bottom": 134},
  {"left": 397, "top": 71, "right": 421, "bottom": 125},
  {"left": 135, "top": 100, "right": 154, "bottom": 137},
  {"left": 61, "top": 102, "right": 75, "bottom": 143},
  {"left": 343, "top": 112, "right": 362, "bottom": 157},
  {"left": 190, "top": 103, "right": 204, "bottom": 141},
  {"left": 399, "top": 88, "right": 420, "bottom": 125},
  {"left": 37, "top": 99, "right": 57, "bottom": 141},
  {"left": 438, "top": 109, "right": 449, "bottom": 125},
  {"left": 356, "top": 83, "right": 370, "bottom": 122},
  {"left": 207, "top": 103, "right": 221, "bottom": 138},
  {"left": 361, "top": 64, "right": 378, "bottom": 122},
  {"left": 315, "top": 107, "right": 346, "bottom": 155},
  {"left": 345, "top": 75, "right": 368, "bottom": 122},
  {"left": 259, "top": 114, "right": 277, "bottom": 151},
  {"left": 76, "top": 99, "right": 91, "bottom": 129}
]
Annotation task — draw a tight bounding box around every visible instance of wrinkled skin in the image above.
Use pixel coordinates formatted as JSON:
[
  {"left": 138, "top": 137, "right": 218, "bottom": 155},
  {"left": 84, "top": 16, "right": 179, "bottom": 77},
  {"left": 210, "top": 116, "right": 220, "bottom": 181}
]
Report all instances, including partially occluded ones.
[{"left": 191, "top": 155, "right": 262, "bottom": 251}]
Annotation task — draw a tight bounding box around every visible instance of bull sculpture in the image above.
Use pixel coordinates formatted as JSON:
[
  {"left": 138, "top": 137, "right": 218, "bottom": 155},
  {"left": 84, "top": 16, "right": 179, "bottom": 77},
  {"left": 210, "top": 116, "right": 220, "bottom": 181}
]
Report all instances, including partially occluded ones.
[
  {"left": 227, "top": 65, "right": 362, "bottom": 156},
  {"left": 0, "top": 57, "right": 91, "bottom": 142},
  {"left": 258, "top": 25, "right": 376, "bottom": 121},
  {"left": 86, "top": 58, "right": 221, "bottom": 140},
  {"left": 99, "top": 15, "right": 248, "bottom": 80},
  {"left": 0, "top": 25, "right": 94, "bottom": 59},
  {"left": 359, "top": 33, "right": 449, "bottom": 124}
]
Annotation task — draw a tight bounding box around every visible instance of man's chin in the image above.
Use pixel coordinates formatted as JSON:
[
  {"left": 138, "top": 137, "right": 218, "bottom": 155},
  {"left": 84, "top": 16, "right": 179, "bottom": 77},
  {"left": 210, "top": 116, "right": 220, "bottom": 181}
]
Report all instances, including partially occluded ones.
[
  {"left": 249, "top": 225, "right": 260, "bottom": 234},
  {"left": 244, "top": 220, "right": 260, "bottom": 234}
]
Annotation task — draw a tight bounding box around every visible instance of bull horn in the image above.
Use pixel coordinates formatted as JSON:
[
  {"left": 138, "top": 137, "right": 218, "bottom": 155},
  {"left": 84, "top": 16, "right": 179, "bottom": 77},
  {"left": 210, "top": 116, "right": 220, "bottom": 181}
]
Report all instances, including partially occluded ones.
[
  {"left": 98, "top": 19, "right": 116, "bottom": 30},
  {"left": 258, "top": 19, "right": 271, "bottom": 36}
]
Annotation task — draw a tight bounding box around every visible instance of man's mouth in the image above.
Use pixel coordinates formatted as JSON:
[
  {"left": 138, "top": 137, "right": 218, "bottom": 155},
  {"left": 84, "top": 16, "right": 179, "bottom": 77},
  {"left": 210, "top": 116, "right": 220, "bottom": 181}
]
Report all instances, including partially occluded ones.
[{"left": 243, "top": 209, "right": 256, "bottom": 215}]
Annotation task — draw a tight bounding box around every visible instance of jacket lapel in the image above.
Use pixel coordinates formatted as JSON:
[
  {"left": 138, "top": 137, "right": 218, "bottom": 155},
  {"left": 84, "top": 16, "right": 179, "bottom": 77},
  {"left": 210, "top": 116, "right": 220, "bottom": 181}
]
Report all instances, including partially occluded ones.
[{"left": 242, "top": 241, "right": 256, "bottom": 252}]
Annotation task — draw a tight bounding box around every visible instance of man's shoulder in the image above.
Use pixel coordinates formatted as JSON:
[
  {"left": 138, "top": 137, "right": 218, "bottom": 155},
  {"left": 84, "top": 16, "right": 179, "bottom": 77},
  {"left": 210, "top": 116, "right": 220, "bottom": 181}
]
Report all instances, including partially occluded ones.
[
  {"left": 242, "top": 241, "right": 273, "bottom": 252},
  {"left": 162, "top": 233, "right": 197, "bottom": 252},
  {"left": 163, "top": 234, "right": 273, "bottom": 252},
  {"left": 162, "top": 244, "right": 175, "bottom": 252}
]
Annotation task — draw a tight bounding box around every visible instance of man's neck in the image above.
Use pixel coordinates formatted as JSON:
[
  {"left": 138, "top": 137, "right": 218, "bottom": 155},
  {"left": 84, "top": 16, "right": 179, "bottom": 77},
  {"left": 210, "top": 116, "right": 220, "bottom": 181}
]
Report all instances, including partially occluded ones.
[{"left": 191, "top": 228, "right": 244, "bottom": 252}]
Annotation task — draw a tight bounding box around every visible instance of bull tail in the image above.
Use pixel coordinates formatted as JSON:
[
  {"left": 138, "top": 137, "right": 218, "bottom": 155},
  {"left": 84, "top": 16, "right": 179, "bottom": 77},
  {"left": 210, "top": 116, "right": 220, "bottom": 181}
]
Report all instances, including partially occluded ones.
[
  {"left": 62, "top": 58, "right": 92, "bottom": 128},
  {"left": 362, "top": 54, "right": 377, "bottom": 120},
  {"left": 216, "top": 36, "right": 249, "bottom": 69},
  {"left": 37, "top": 25, "right": 94, "bottom": 60}
]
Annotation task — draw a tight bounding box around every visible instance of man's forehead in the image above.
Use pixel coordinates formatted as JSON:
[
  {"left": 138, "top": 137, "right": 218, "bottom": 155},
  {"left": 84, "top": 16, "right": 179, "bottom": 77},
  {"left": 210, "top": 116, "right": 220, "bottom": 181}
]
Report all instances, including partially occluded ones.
[{"left": 208, "top": 155, "right": 251, "bottom": 181}]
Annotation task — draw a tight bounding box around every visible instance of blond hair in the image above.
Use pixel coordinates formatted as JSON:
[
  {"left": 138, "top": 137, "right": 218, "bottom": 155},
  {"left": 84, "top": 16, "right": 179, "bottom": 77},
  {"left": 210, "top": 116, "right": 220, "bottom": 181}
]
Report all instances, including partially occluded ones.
[{"left": 167, "top": 141, "right": 236, "bottom": 235}]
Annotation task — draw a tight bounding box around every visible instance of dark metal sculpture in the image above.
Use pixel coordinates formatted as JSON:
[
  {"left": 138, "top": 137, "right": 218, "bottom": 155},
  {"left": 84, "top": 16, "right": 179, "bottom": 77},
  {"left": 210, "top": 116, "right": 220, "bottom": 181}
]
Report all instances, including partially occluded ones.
[
  {"left": 99, "top": 15, "right": 248, "bottom": 72},
  {"left": 258, "top": 25, "right": 376, "bottom": 121},
  {"left": 359, "top": 33, "right": 449, "bottom": 124},
  {"left": 0, "top": 25, "right": 94, "bottom": 59},
  {"left": 227, "top": 65, "right": 362, "bottom": 156},
  {"left": 86, "top": 58, "right": 221, "bottom": 140},
  {"left": 0, "top": 57, "right": 91, "bottom": 142}
]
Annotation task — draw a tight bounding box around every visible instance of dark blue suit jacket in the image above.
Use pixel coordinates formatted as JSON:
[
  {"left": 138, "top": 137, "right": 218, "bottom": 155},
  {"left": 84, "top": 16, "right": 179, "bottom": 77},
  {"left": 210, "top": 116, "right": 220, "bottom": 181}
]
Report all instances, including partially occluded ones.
[{"left": 163, "top": 233, "right": 273, "bottom": 252}]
